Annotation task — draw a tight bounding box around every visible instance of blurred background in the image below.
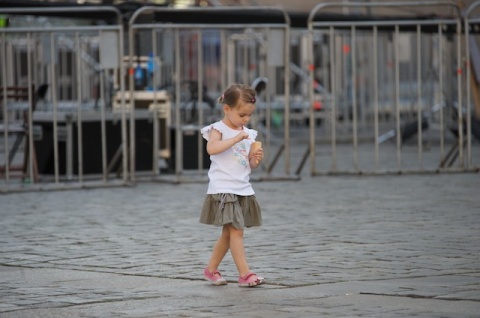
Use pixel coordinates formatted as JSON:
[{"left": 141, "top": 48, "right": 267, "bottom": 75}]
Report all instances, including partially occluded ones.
[{"left": 1, "top": 0, "right": 479, "bottom": 192}]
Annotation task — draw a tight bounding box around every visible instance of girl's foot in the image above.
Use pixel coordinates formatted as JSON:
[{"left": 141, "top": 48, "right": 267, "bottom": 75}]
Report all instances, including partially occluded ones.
[
  {"left": 203, "top": 268, "right": 227, "bottom": 286},
  {"left": 238, "top": 272, "right": 264, "bottom": 287}
]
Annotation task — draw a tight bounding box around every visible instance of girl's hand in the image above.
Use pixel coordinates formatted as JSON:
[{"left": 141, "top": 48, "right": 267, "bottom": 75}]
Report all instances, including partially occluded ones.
[
  {"left": 249, "top": 147, "right": 264, "bottom": 169},
  {"left": 236, "top": 131, "right": 249, "bottom": 142},
  {"left": 206, "top": 129, "right": 248, "bottom": 155},
  {"left": 250, "top": 148, "right": 263, "bottom": 161}
]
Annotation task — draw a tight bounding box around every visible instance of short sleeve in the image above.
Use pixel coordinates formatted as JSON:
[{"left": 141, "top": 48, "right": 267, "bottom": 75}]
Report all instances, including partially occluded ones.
[
  {"left": 200, "top": 124, "right": 213, "bottom": 141},
  {"left": 201, "top": 122, "right": 224, "bottom": 141}
]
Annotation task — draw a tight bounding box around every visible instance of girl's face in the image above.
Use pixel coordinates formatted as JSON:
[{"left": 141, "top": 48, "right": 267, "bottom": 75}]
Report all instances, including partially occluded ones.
[{"left": 223, "top": 101, "right": 256, "bottom": 130}]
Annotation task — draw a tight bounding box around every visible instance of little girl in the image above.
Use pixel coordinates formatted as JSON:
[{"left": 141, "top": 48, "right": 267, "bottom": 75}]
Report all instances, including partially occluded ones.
[{"left": 199, "top": 83, "right": 264, "bottom": 287}]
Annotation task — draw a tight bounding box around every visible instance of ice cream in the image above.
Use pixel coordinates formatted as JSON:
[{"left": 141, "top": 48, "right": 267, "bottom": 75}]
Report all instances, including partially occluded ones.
[
  {"left": 251, "top": 141, "right": 262, "bottom": 164},
  {"left": 251, "top": 141, "right": 262, "bottom": 151}
]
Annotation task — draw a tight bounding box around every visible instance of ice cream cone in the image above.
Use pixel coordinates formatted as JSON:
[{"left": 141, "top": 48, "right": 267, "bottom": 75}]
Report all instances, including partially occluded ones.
[
  {"left": 251, "top": 141, "right": 262, "bottom": 164},
  {"left": 251, "top": 141, "right": 262, "bottom": 152}
]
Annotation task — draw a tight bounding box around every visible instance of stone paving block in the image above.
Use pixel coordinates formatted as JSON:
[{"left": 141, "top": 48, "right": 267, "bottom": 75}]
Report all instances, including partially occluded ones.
[{"left": 0, "top": 173, "right": 479, "bottom": 316}]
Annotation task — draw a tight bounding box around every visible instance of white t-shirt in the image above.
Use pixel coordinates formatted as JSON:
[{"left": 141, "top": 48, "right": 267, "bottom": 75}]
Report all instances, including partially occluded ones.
[{"left": 201, "top": 120, "right": 258, "bottom": 195}]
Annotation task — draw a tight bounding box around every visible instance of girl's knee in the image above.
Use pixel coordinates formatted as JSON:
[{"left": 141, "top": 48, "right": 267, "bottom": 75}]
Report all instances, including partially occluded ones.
[
  {"left": 227, "top": 225, "right": 244, "bottom": 238},
  {"left": 221, "top": 225, "right": 232, "bottom": 239}
]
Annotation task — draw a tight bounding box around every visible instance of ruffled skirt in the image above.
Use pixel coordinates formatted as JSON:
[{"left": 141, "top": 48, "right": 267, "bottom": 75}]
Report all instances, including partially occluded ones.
[{"left": 200, "top": 193, "right": 262, "bottom": 230}]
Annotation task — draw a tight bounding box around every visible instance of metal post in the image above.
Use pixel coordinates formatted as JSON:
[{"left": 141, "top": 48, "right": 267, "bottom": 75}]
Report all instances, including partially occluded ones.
[
  {"left": 394, "top": 25, "right": 402, "bottom": 171},
  {"left": 284, "top": 24, "right": 291, "bottom": 175},
  {"left": 307, "top": 19, "right": 316, "bottom": 175},
  {"left": 50, "top": 32, "right": 60, "bottom": 183},
  {"left": 456, "top": 18, "right": 463, "bottom": 168},
  {"left": 416, "top": 24, "right": 424, "bottom": 170},
  {"left": 152, "top": 29, "right": 159, "bottom": 175},
  {"left": 197, "top": 30, "right": 204, "bottom": 173},
  {"left": 351, "top": 26, "right": 358, "bottom": 172},
  {"left": 175, "top": 29, "right": 182, "bottom": 175},
  {"left": 75, "top": 32, "right": 84, "bottom": 182},
  {"left": 26, "top": 32, "right": 34, "bottom": 183},
  {"left": 330, "top": 27, "right": 337, "bottom": 172},
  {"left": 439, "top": 24, "right": 445, "bottom": 164},
  {"left": 127, "top": 28, "right": 135, "bottom": 183},
  {"left": 373, "top": 26, "right": 379, "bottom": 170},
  {"left": 2, "top": 32, "right": 10, "bottom": 181}
]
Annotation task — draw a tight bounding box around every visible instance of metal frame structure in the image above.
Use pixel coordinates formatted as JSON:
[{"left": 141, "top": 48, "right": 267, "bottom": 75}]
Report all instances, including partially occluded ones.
[
  {"left": 303, "top": 0, "right": 479, "bottom": 175},
  {"left": 1, "top": 2, "right": 479, "bottom": 193},
  {"left": 464, "top": 0, "right": 480, "bottom": 169},
  {"left": 1, "top": 6, "right": 127, "bottom": 192},
  {"left": 127, "top": 6, "right": 293, "bottom": 182}
]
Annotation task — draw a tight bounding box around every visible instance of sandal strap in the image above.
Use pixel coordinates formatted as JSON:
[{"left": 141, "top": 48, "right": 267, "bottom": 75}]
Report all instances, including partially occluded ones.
[
  {"left": 205, "top": 268, "right": 223, "bottom": 278},
  {"left": 241, "top": 272, "right": 258, "bottom": 280}
]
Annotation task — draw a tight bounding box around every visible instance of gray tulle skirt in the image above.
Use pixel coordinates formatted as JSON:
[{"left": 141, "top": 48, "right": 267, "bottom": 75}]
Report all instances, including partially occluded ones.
[{"left": 200, "top": 193, "right": 262, "bottom": 230}]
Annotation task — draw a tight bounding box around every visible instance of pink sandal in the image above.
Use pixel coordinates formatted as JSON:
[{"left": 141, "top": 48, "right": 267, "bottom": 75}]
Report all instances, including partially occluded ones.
[
  {"left": 238, "top": 272, "right": 264, "bottom": 287},
  {"left": 203, "top": 268, "right": 227, "bottom": 286}
]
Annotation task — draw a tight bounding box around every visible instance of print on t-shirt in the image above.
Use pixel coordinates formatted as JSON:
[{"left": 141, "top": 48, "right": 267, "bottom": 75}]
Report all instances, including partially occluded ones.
[{"left": 233, "top": 141, "right": 248, "bottom": 167}]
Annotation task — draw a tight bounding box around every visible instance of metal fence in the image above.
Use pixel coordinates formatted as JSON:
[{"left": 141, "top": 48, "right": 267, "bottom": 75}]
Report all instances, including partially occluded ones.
[
  {"left": 302, "top": 0, "right": 480, "bottom": 175},
  {"left": 465, "top": 0, "right": 480, "bottom": 170},
  {"left": 1, "top": 2, "right": 479, "bottom": 193},
  {"left": 126, "top": 6, "right": 292, "bottom": 182},
  {"left": 1, "top": 7, "right": 128, "bottom": 192}
]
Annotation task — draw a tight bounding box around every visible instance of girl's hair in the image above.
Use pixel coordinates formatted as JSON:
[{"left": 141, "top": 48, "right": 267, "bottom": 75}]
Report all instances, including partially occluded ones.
[{"left": 218, "top": 84, "right": 256, "bottom": 107}]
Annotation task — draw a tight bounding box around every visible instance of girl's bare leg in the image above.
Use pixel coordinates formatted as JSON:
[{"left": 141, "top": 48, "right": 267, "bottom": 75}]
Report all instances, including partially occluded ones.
[
  {"left": 206, "top": 225, "right": 230, "bottom": 273},
  {"left": 227, "top": 224, "right": 251, "bottom": 277}
]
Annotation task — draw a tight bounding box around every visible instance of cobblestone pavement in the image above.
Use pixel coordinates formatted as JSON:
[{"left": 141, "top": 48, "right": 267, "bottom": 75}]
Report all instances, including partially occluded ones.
[{"left": 0, "top": 173, "right": 479, "bottom": 317}]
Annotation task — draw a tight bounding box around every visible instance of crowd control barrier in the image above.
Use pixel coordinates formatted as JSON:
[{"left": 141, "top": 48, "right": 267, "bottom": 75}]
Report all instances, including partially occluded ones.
[
  {"left": 302, "top": 1, "right": 479, "bottom": 175},
  {"left": 1, "top": 7, "right": 128, "bottom": 193},
  {"left": 2, "top": 3, "right": 479, "bottom": 193},
  {"left": 464, "top": 1, "right": 480, "bottom": 169},
  {"left": 127, "top": 6, "right": 294, "bottom": 182}
]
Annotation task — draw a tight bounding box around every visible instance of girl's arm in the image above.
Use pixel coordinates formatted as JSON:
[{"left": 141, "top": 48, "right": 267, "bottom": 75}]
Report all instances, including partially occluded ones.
[{"left": 206, "top": 128, "right": 249, "bottom": 155}]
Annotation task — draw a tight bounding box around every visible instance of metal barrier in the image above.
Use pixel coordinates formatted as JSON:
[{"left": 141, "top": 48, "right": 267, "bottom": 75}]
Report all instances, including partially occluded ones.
[
  {"left": 302, "top": 0, "right": 479, "bottom": 175},
  {"left": 1, "top": 7, "right": 128, "bottom": 193},
  {"left": 464, "top": 0, "right": 480, "bottom": 170},
  {"left": 2, "top": 4, "right": 479, "bottom": 193},
  {"left": 127, "top": 6, "right": 294, "bottom": 182}
]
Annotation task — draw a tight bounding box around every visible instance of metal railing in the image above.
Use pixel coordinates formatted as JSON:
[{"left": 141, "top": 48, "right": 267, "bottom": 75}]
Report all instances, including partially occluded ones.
[
  {"left": 464, "top": 0, "right": 480, "bottom": 170},
  {"left": 302, "top": 0, "right": 479, "bottom": 175},
  {"left": 127, "top": 6, "right": 293, "bottom": 182},
  {"left": 1, "top": 6, "right": 127, "bottom": 193},
  {"left": 2, "top": 2, "right": 479, "bottom": 193}
]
